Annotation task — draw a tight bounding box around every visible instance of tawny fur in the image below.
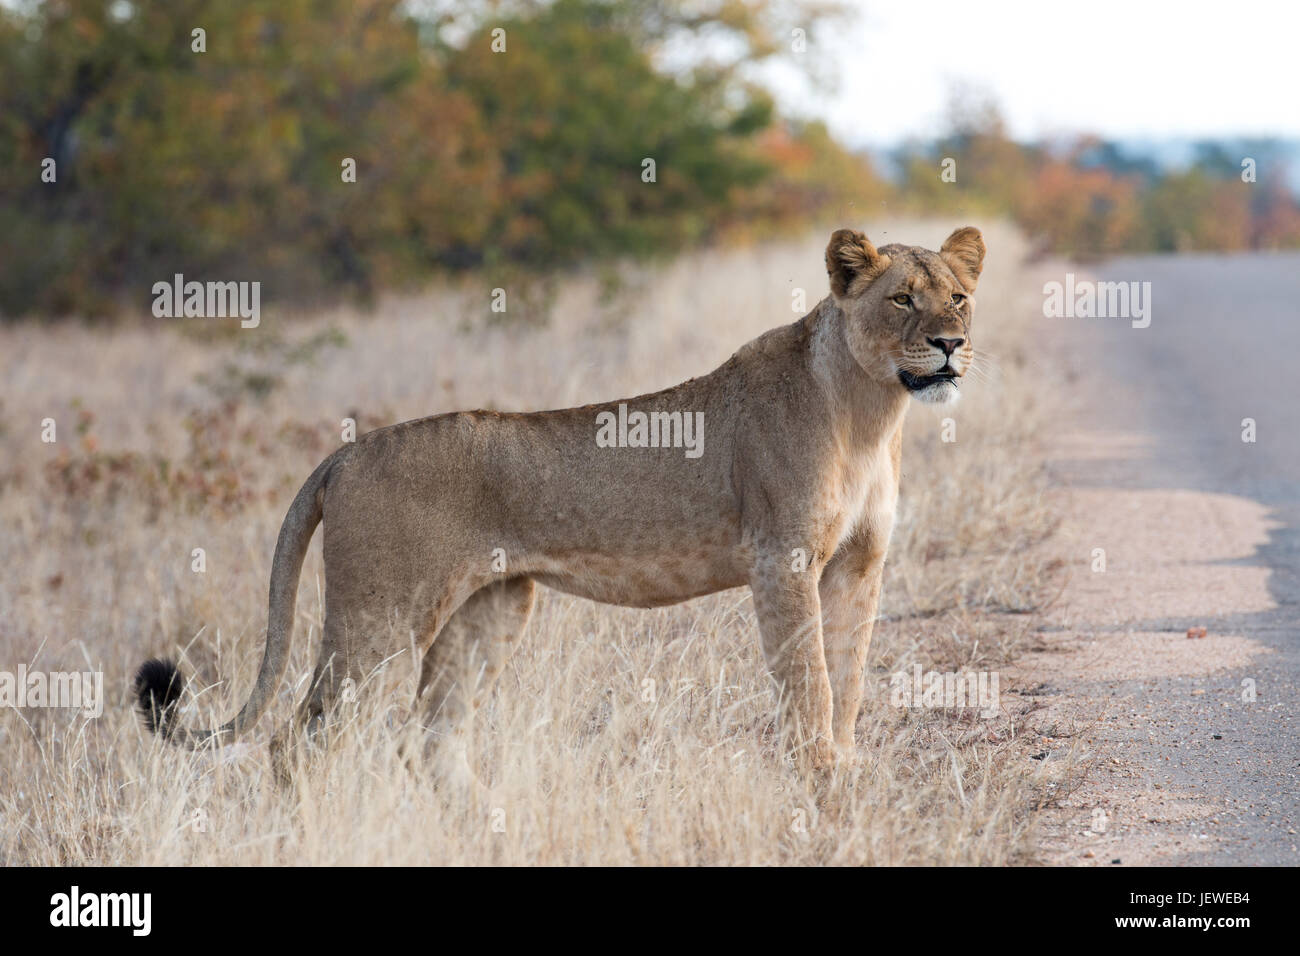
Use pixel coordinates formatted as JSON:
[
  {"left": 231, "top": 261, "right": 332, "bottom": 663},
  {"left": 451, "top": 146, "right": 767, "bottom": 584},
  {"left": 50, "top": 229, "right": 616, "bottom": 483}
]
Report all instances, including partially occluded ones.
[{"left": 134, "top": 227, "right": 986, "bottom": 774}]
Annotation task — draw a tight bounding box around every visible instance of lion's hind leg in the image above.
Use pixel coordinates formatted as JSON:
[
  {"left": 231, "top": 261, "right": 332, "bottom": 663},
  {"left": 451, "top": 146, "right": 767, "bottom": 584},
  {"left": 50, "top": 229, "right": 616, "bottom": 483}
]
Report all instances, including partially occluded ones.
[
  {"left": 268, "top": 609, "right": 384, "bottom": 788},
  {"left": 269, "top": 570, "right": 460, "bottom": 788},
  {"left": 415, "top": 576, "right": 537, "bottom": 786}
]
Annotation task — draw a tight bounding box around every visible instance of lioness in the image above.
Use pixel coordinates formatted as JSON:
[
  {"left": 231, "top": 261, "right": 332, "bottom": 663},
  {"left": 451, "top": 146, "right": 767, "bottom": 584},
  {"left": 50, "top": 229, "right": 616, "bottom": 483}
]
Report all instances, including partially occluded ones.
[{"left": 136, "top": 226, "right": 985, "bottom": 772}]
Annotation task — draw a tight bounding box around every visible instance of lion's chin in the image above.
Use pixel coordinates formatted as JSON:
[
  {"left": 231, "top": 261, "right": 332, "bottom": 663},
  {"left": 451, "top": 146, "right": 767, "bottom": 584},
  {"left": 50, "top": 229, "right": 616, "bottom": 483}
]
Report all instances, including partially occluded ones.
[
  {"left": 898, "top": 368, "right": 961, "bottom": 405},
  {"left": 906, "top": 378, "right": 961, "bottom": 405}
]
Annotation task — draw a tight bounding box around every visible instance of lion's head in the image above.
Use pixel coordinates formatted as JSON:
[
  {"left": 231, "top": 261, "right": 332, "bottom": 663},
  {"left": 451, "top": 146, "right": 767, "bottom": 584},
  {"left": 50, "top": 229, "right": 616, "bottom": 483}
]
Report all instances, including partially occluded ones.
[{"left": 825, "top": 226, "right": 985, "bottom": 405}]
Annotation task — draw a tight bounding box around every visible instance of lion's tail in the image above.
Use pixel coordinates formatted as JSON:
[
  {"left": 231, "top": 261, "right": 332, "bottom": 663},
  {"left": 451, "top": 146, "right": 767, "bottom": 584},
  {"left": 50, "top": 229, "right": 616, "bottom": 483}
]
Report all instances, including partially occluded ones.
[{"left": 133, "top": 455, "right": 333, "bottom": 749}]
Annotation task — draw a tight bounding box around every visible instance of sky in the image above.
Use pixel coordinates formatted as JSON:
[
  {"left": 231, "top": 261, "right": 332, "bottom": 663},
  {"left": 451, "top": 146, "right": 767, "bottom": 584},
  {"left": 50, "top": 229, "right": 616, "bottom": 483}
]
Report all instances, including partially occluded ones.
[{"left": 762, "top": 0, "right": 1300, "bottom": 147}]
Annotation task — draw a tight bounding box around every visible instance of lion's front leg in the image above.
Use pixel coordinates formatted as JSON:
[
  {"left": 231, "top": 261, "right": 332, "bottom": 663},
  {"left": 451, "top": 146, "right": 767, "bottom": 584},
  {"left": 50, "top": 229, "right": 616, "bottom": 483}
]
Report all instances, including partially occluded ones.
[
  {"left": 749, "top": 555, "right": 834, "bottom": 771},
  {"left": 820, "top": 536, "right": 887, "bottom": 757}
]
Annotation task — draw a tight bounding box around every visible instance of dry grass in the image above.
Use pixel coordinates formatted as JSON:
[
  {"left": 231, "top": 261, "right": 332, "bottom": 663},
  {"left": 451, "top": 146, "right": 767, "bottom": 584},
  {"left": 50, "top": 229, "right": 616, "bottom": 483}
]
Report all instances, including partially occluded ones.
[{"left": 0, "top": 220, "right": 1062, "bottom": 865}]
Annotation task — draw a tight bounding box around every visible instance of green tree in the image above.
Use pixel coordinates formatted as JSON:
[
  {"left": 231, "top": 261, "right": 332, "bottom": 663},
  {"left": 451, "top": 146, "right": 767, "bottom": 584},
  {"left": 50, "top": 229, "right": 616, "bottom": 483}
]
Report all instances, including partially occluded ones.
[
  {"left": 442, "top": 0, "right": 773, "bottom": 267},
  {"left": 0, "top": 0, "right": 857, "bottom": 318}
]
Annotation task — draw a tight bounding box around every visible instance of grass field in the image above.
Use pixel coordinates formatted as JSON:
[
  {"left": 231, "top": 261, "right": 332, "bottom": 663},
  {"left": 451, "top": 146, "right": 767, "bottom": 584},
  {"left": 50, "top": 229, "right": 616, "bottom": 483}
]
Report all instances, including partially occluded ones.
[{"left": 0, "top": 220, "right": 1065, "bottom": 865}]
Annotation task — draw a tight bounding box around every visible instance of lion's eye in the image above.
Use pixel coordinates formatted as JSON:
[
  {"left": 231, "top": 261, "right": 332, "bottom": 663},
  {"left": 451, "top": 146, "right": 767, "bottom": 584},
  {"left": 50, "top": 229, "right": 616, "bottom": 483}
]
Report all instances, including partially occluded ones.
[
  {"left": 891, "top": 294, "right": 912, "bottom": 307},
  {"left": 951, "top": 293, "right": 966, "bottom": 306}
]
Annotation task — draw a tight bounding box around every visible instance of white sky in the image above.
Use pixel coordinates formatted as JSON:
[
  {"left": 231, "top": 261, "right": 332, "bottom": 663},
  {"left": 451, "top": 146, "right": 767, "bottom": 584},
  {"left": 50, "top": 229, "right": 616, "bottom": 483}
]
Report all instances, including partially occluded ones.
[{"left": 764, "top": 0, "right": 1300, "bottom": 146}]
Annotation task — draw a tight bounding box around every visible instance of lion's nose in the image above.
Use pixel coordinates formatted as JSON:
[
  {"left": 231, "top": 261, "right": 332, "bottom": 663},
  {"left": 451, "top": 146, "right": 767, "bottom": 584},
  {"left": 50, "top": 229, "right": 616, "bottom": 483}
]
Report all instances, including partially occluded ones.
[{"left": 928, "top": 337, "right": 964, "bottom": 356}]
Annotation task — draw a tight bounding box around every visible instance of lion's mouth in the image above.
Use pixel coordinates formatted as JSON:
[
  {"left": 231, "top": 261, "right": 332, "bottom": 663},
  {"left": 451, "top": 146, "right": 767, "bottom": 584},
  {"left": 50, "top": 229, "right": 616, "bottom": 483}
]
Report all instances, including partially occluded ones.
[{"left": 898, "top": 367, "right": 958, "bottom": 391}]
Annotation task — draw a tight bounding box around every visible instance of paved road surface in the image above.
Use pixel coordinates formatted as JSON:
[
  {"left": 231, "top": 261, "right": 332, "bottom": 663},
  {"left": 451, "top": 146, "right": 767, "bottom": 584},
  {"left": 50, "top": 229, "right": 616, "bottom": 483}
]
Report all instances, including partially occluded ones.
[{"left": 1051, "top": 252, "right": 1299, "bottom": 864}]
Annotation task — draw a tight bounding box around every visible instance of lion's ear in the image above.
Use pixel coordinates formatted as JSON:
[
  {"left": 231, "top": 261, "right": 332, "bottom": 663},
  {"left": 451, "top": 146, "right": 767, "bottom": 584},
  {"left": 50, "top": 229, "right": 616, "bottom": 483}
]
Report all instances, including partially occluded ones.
[
  {"left": 825, "top": 228, "right": 891, "bottom": 299},
  {"left": 939, "top": 226, "right": 985, "bottom": 293}
]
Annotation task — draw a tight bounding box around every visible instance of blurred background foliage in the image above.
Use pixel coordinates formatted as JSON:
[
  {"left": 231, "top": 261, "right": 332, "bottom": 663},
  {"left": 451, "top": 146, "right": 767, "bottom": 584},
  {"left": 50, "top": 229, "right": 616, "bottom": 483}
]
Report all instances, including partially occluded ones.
[
  {"left": 2, "top": 0, "right": 1298, "bottom": 318},
  {"left": 895, "top": 89, "right": 1300, "bottom": 259}
]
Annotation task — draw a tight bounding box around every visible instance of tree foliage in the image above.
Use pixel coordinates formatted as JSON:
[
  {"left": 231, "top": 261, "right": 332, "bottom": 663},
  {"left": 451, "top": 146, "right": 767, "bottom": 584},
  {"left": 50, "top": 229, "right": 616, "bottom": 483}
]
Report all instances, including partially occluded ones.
[
  {"left": 896, "top": 92, "right": 1300, "bottom": 257},
  {"left": 1, "top": 0, "right": 858, "bottom": 317}
]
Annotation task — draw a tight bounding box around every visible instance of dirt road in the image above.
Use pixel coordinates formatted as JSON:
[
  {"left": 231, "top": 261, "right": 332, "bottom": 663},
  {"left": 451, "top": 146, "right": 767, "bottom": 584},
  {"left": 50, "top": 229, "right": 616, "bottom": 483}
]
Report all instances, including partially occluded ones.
[{"left": 1031, "top": 252, "right": 1299, "bottom": 864}]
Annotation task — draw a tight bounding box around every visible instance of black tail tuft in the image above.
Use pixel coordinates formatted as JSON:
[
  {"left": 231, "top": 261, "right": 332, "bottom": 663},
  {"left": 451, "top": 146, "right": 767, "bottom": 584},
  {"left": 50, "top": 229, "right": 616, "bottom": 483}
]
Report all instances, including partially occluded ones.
[{"left": 133, "top": 658, "right": 185, "bottom": 736}]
